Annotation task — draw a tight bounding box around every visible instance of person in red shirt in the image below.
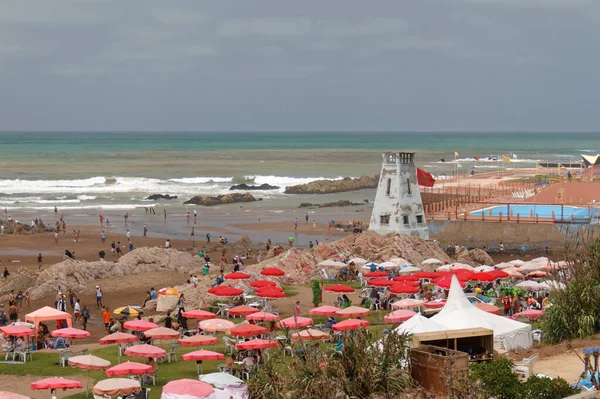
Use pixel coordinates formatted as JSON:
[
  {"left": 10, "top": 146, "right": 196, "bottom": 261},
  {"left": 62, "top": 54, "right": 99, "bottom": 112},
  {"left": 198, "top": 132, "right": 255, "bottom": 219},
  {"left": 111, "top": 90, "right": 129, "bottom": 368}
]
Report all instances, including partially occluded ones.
[{"left": 502, "top": 294, "right": 511, "bottom": 316}]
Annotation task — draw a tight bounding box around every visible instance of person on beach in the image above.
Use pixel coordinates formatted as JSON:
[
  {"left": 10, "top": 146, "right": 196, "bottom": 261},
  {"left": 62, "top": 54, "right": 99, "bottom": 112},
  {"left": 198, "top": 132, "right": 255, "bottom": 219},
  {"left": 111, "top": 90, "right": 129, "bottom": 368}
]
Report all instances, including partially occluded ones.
[
  {"left": 1, "top": 224, "right": 3, "bottom": 236},
  {"left": 68, "top": 288, "right": 75, "bottom": 309},
  {"left": 96, "top": 285, "right": 104, "bottom": 308},
  {"left": 206, "top": 232, "right": 210, "bottom": 242},
  {"left": 143, "top": 225, "right": 147, "bottom": 237},
  {"left": 129, "top": 241, "right": 134, "bottom": 252},
  {"left": 266, "top": 239, "right": 271, "bottom": 251},
  {"left": 165, "top": 239, "right": 171, "bottom": 248},
  {"left": 124, "top": 213, "right": 129, "bottom": 223},
  {"left": 105, "top": 217, "right": 110, "bottom": 227},
  {"left": 288, "top": 235, "right": 295, "bottom": 247},
  {"left": 54, "top": 206, "right": 58, "bottom": 214},
  {"left": 37, "top": 253, "right": 43, "bottom": 269},
  {"left": 73, "top": 299, "right": 81, "bottom": 323},
  {"left": 295, "top": 301, "right": 301, "bottom": 316},
  {"left": 194, "top": 209, "right": 197, "bottom": 224},
  {"left": 8, "top": 303, "right": 17, "bottom": 323},
  {"left": 313, "top": 220, "right": 316, "bottom": 229},
  {"left": 150, "top": 287, "right": 157, "bottom": 300},
  {"left": 101, "top": 230, "right": 106, "bottom": 243},
  {"left": 102, "top": 307, "right": 110, "bottom": 332},
  {"left": 499, "top": 242, "right": 504, "bottom": 255},
  {"left": 99, "top": 215, "right": 103, "bottom": 226},
  {"left": 191, "top": 227, "right": 195, "bottom": 241},
  {"left": 116, "top": 241, "right": 122, "bottom": 256},
  {"left": 294, "top": 218, "right": 298, "bottom": 230},
  {"left": 82, "top": 305, "right": 90, "bottom": 330},
  {"left": 126, "top": 229, "right": 131, "bottom": 240},
  {"left": 54, "top": 231, "right": 58, "bottom": 244},
  {"left": 186, "top": 212, "right": 190, "bottom": 225},
  {"left": 99, "top": 250, "right": 106, "bottom": 261},
  {"left": 111, "top": 241, "right": 116, "bottom": 255},
  {"left": 257, "top": 250, "right": 262, "bottom": 263},
  {"left": 192, "top": 275, "right": 198, "bottom": 288},
  {"left": 73, "top": 230, "right": 79, "bottom": 242}
]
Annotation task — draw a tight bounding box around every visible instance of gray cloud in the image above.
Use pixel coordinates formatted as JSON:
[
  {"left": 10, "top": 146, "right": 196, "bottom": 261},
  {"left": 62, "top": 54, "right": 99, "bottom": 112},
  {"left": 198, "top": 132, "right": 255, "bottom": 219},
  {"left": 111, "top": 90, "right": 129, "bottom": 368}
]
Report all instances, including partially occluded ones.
[{"left": 0, "top": 0, "right": 599, "bottom": 131}]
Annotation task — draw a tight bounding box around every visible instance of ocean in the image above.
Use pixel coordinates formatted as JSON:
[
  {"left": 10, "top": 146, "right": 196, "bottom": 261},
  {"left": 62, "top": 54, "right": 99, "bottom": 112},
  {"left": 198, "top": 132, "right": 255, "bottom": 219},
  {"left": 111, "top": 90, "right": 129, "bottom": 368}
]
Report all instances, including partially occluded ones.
[{"left": 0, "top": 131, "right": 597, "bottom": 212}]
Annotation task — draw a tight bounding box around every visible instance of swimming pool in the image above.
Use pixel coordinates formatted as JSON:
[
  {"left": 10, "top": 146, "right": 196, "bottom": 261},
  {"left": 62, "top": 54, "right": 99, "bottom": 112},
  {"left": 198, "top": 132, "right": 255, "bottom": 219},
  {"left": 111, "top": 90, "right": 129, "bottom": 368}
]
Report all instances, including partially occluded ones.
[{"left": 469, "top": 205, "right": 592, "bottom": 221}]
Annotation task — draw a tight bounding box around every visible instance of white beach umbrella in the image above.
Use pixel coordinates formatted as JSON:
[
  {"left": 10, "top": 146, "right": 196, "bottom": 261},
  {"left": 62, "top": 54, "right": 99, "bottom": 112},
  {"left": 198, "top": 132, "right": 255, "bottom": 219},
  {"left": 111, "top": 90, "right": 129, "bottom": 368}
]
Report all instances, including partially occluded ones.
[
  {"left": 347, "top": 257, "right": 368, "bottom": 266},
  {"left": 361, "top": 262, "right": 379, "bottom": 271},
  {"left": 539, "top": 281, "right": 566, "bottom": 290},
  {"left": 317, "top": 260, "right": 347, "bottom": 268},
  {"left": 474, "top": 265, "right": 494, "bottom": 272},
  {"left": 449, "top": 263, "right": 474, "bottom": 271},
  {"left": 515, "top": 281, "right": 542, "bottom": 290},
  {"left": 391, "top": 298, "right": 426, "bottom": 309},
  {"left": 378, "top": 261, "right": 400, "bottom": 269},
  {"left": 388, "top": 257, "right": 409, "bottom": 265},
  {"left": 532, "top": 257, "right": 549, "bottom": 264},
  {"left": 421, "top": 258, "right": 443, "bottom": 266},
  {"left": 495, "top": 262, "right": 514, "bottom": 270},
  {"left": 398, "top": 265, "right": 421, "bottom": 274},
  {"left": 509, "top": 259, "right": 525, "bottom": 266},
  {"left": 436, "top": 264, "right": 451, "bottom": 272},
  {"left": 519, "top": 262, "right": 543, "bottom": 272}
]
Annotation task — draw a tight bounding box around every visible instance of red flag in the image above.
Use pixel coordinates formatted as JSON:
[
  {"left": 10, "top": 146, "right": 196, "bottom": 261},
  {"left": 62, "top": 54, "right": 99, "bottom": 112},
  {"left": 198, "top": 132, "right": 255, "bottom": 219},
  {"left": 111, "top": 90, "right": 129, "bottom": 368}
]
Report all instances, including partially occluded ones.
[{"left": 417, "top": 168, "right": 435, "bottom": 187}]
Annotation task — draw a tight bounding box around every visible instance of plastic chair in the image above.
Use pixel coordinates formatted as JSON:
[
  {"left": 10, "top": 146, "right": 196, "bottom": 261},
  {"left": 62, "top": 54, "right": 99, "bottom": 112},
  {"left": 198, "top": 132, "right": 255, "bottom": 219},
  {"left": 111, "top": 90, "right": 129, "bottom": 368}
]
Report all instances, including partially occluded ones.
[
  {"left": 223, "top": 337, "right": 236, "bottom": 354},
  {"left": 60, "top": 350, "right": 73, "bottom": 367},
  {"left": 512, "top": 354, "right": 538, "bottom": 380},
  {"left": 167, "top": 344, "right": 179, "bottom": 363},
  {"left": 17, "top": 348, "right": 32, "bottom": 363},
  {"left": 144, "top": 369, "right": 158, "bottom": 386}
]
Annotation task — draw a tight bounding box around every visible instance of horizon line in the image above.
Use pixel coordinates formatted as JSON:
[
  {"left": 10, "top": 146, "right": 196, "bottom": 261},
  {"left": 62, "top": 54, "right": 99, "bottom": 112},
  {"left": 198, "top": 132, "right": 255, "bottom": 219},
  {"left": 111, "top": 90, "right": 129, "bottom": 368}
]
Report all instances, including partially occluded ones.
[{"left": 0, "top": 130, "right": 599, "bottom": 134}]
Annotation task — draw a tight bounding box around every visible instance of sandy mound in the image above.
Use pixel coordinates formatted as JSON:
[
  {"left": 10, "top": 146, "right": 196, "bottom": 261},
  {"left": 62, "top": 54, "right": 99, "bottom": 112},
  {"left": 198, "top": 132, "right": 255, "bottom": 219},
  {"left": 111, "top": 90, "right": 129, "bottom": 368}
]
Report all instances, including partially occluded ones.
[
  {"left": 0, "top": 247, "right": 201, "bottom": 301},
  {"left": 455, "top": 248, "right": 494, "bottom": 266}
]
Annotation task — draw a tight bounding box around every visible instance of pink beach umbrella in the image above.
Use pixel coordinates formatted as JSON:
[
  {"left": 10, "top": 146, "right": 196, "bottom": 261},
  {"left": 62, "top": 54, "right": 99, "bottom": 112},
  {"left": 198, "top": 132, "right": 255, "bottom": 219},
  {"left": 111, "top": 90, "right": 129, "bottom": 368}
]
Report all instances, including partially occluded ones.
[
  {"left": 277, "top": 317, "right": 313, "bottom": 329},
  {"left": 336, "top": 306, "right": 371, "bottom": 319},
  {"left": 182, "top": 350, "right": 225, "bottom": 374},
  {"left": 0, "top": 325, "right": 34, "bottom": 337},
  {"left": 514, "top": 309, "right": 543, "bottom": 320},
  {"left": 50, "top": 327, "right": 90, "bottom": 340},
  {"left": 384, "top": 309, "right": 417, "bottom": 323},
  {"left": 143, "top": 327, "right": 180, "bottom": 339},
  {"left": 124, "top": 344, "right": 167, "bottom": 358},
  {"left": 0, "top": 392, "right": 30, "bottom": 399},
  {"left": 198, "top": 319, "right": 235, "bottom": 333},
  {"left": 227, "top": 305, "right": 260, "bottom": 317},
  {"left": 309, "top": 305, "right": 340, "bottom": 317},
  {"left": 332, "top": 319, "right": 370, "bottom": 332},
  {"left": 123, "top": 320, "right": 159, "bottom": 332},
  {"left": 236, "top": 339, "right": 278, "bottom": 350},
  {"left": 246, "top": 312, "right": 280, "bottom": 322},
  {"left": 106, "top": 361, "right": 151, "bottom": 377},
  {"left": 391, "top": 298, "right": 425, "bottom": 309},
  {"left": 31, "top": 377, "right": 83, "bottom": 391},
  {"left": 162, "top": 379, "right": 215, "bottom": 398},
  {"left": 182, "top": 310, "right": 217, "bottom": 320},
  {"left": 92, "top": 378, "right": 141, "bottom": 397},
  {"left": 99, "top": 331, "right": 138, "bottom": 345},
  {"left": 230, "top": 324, "right": 268, "bottom": 337},
  {"left": 178, "top": 335, "right": 219, "bottom": 347}
]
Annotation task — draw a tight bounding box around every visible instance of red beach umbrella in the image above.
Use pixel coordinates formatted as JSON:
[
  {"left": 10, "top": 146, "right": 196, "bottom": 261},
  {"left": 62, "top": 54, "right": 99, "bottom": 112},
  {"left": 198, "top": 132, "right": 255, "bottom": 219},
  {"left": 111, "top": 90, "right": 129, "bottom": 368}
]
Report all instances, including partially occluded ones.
[
  {"left": 364, "top": 271, "right": 388, "bottom": 278},
  {"left": 390, "top": 284, "right": 419, "bottom": 294},
  {"left": 256, "top": 286, "right": 284, "bottom": 293},
  {"left": 412, "top": 271, "right": 437, "bottom": 279},
  {"left": 514, "top": 309, "right": 543, "bottom": 320},
  {"left": 106, "top": 361, "right": 151, "bottom": 377},
  {"left": 384, "top": 309, "right": 417, "bottom": 323},
  {"left": 31, "top": 377, "right": 82, "bottom": 391},
  {"left": 246, "top": 312, "right": 280, "bottom": 322},
  {"left": 470, "top": 272, "right": 496, "bottom": 282},
  {"left": 435, "top": 277, "right": 466, "bottom": 289},
  {"left": 309, "top": 305, "right": 340, "bottom": 316},
  {"left": 182, "top": 309, "right": 217, "bottom": 319},
  {"left": 230, "top": 324, "right": 268, "bottom": 337},
  {"left": 236, "top": 339, "right": 278, "bottom": 350},
  {"left": 277, "top": 317, "right": 314, "bottom": 329},
  {"left": 143, "top": 327, "right": 180, "bottom": 339},
  {"left": 51, "top": 327, "right": 90, "bottom": 340},
  {"left": 367, "top": 278, "right": 395, "bottom": 287},
  {"left": 487, "top": 270, "right": 509, "bottom": 279},
  {"left": 250, "top": 280, "right": 277, "bottom": 288},
  {"left": 208, "top": 286, "right": 244, "bottom": 297},
  {"left": 123, "top": 320, "right": 159, "bottom": 332},
  {"left": 178, "top": 335, "right": 219, "bottom": 347},
  {"left": 224, "top": 272, "right": 251, "bottom": 280},
  {"left": 227, "top": 305, "right": 259, "bottom": 316},
  {"left": 332, "top": 319, "right": 370, "bottom": 332},
  {"left": 260, "top": 268, "right": 285, "bottom": 277},
  {"left": 324, "top": 284, "right": 354, "bottom": 293},
  {"left": 257, "top": 288, "right": 286, "bottom": 299},
  {"left": 393, "top": 275, "right": 420, "bottom": 282}
]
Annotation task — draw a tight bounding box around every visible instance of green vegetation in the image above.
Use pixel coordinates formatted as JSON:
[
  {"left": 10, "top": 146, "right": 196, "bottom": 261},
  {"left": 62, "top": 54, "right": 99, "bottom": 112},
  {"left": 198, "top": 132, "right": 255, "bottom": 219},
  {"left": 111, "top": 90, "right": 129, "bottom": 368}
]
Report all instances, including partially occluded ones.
[
  {"left": 542, "top": 237, "right": 600, "bottom": 343},
  {"left": 247, "top": 329, "right": 413, "bottom": 399},
  {"left": 468, "top": 358, "right": 578, "bottom": 399},
  {"left": 311, "top": 279, "right": 321, "bottom": 307}
]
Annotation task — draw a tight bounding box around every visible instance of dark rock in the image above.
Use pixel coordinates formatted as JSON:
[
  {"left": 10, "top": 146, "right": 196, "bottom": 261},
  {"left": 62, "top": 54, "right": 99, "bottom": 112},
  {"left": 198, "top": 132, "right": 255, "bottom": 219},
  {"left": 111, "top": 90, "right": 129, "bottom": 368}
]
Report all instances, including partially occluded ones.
[
  {"left": 229, "top": 183, "right": 279, "bottom": 191},
  {"left": 184, "top": 193, "right": 257, "bottom": 206},
  {"left": 146, "top": 194, "right": 178, "bottom": 200},
  {"left": 284, "top": 175, "right": 379, "bottom": 194},
  {"left": 298, "top": 200, "right": 363, "bottom": 208}
]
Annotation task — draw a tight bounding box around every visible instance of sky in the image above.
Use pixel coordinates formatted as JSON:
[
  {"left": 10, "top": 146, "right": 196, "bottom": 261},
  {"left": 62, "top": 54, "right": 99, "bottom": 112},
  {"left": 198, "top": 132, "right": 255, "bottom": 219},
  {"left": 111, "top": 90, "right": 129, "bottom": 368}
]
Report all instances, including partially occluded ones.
[{"left": 0, "top": 0, "right": 599, "bottom": 132}]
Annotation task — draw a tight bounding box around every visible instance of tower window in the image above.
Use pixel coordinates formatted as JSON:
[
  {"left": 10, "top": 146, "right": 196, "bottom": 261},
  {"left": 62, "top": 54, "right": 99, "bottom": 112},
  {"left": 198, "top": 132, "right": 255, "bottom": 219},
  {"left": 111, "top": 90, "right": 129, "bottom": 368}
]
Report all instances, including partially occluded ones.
[
  {"left": 406, "top": 178, "right": 411, "bottom": 195},
  {"left": 403, "top": 215, "right": 409, "bottom": 225},
  {"left": 380, "top": 215, "right": 390, "bottom": 225},
  {"left": 416, "top": 215, "right": 423, "bottom": 224},
  {"left": 386, "top": 178, "right": 391, "bottom": 196}
]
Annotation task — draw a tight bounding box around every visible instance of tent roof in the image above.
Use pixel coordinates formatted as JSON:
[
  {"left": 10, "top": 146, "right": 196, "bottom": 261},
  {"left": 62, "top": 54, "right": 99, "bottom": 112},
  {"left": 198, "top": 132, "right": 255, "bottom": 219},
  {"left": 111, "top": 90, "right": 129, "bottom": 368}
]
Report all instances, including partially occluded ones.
[
  {"left": 431, "top": 276, "right": 531, "bottom": 340},
  {"left": 394, "top": 313, "right": 445, "bottom": 335},
  {"left": 25, "top": 306, "right": 72, "bottom": 327},
  {"left": 582, "top": 154, "right": 600, "bottom": 166}
]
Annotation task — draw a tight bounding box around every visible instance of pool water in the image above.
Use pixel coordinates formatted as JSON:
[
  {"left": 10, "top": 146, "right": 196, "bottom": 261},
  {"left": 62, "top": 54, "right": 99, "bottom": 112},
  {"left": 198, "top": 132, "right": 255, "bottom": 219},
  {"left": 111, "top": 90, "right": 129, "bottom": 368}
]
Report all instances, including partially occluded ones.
[{"left": 469, "top": 205, "right": 591, "bottom": 221}]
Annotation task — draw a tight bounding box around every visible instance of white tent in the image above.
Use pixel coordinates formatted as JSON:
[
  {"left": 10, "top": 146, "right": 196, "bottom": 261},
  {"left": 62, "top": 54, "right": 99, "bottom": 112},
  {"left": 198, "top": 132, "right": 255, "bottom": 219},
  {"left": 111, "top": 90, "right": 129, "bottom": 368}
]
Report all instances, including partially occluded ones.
[
  {"left": 394, "top": 313, "right": 445, "bottom": 335},
  {"left": 347, "top": 257, "right": 368, "bottom": 266},
  {"left": 421, "top": 258, "right": 443, "bottom": 266},
  {"left": 398, "top": 265, "right": 421, "bottom": 274},
  {"left": 428, "top": 276, "right": 532, "bottom": 350}
]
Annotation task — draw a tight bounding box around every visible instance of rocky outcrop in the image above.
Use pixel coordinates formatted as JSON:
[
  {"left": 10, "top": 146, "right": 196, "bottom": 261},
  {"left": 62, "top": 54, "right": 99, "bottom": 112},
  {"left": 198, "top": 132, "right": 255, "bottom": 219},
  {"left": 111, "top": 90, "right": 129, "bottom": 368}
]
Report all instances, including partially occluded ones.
[
  {"left": 0, "top": 247, "right": 202, "bottom": 302},
  {"left": 284, "top": 175, "right": 378, "bottom": 194},
  {"left": 298, "top": 200, "right": 363, "bottom": 208},
  {"left": 146, "top": 194, "right": 178, "bottom": 200},
  {"left": 184, "top": 193, "right": 257, "bottom": 206},
  {"left": 229, "top": 183, "right": 279, "bottom": 191},
  {"left": 0, "top": 221, "right": 50, "bottom": 235},
  {"left": 455, "top": 248, "right": 494, "bottom": 266}
]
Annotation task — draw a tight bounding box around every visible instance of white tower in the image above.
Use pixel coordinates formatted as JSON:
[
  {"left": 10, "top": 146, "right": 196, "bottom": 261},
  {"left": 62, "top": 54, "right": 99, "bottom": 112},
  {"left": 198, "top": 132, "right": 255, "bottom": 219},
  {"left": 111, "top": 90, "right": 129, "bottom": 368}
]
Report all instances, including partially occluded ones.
[{"left": 369, "top": 152, "right": 429, "bottom": 239}]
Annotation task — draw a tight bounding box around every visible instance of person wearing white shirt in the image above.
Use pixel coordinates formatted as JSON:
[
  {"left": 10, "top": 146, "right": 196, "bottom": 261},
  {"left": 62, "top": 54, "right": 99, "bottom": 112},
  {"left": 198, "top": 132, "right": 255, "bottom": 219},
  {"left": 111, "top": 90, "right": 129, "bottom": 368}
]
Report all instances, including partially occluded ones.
[{"left": 165, "top": 239, "right": 171, "bottom": 248}]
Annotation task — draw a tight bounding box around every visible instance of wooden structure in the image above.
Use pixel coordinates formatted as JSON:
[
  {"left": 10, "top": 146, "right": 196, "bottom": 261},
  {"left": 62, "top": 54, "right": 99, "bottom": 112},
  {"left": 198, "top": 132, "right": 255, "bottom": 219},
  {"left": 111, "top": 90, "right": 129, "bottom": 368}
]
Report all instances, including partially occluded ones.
[
  {"left": 412, "top": 328, "right": 494, "bottom": 362},
  {"left": 410, "top": 345, "right": 469, "bottom": 394}
]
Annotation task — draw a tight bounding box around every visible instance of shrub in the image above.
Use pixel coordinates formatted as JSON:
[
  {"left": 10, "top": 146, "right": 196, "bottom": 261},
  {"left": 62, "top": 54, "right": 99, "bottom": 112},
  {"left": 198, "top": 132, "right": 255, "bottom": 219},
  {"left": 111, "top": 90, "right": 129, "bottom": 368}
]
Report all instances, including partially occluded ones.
[{"left": 311, "top": 279, "right": 321, "bottom": 307}]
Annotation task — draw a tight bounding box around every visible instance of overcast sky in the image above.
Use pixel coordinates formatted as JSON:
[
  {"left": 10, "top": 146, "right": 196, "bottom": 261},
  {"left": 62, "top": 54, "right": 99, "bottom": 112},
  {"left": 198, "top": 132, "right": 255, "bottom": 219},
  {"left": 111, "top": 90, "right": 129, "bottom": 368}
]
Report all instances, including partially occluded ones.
[{"left": 1, "top": 0, "right": 599, "bottom": 132}]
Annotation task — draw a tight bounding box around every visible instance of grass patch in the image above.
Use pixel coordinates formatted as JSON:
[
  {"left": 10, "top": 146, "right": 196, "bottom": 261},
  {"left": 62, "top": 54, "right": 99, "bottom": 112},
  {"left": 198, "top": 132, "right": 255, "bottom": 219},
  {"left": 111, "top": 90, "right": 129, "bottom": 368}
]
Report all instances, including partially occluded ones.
[{"left": 281, "top": 284, "right": 299, "bottom": 298}]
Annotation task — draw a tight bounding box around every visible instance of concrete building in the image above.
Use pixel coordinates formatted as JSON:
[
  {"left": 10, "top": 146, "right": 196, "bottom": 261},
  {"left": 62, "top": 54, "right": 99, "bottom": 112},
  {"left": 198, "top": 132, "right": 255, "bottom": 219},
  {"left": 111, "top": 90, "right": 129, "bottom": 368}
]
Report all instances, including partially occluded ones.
[{"left": 369, "top": 152, "right": 429, "bottom": 239}]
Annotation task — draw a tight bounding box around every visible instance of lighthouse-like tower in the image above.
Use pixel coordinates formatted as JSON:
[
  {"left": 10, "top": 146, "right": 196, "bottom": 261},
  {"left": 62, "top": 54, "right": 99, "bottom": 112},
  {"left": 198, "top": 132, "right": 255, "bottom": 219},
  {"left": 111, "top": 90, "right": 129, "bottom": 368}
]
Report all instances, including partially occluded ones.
[{"left": 369, "top": 152, "right": 429, "bottom": 239}]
